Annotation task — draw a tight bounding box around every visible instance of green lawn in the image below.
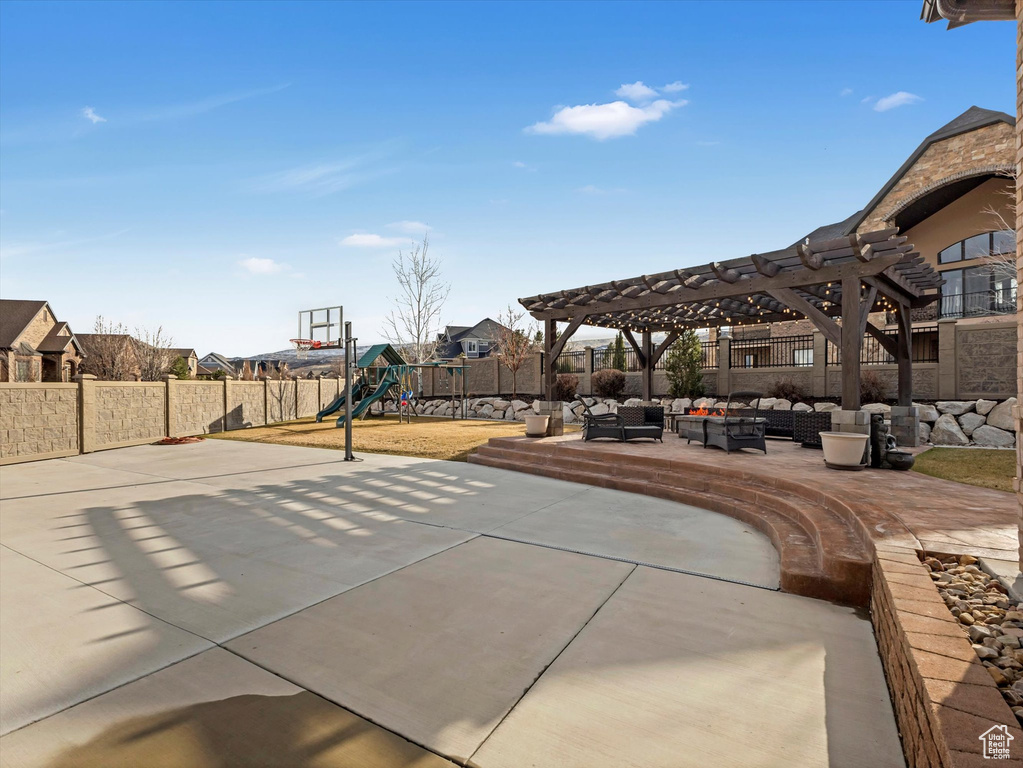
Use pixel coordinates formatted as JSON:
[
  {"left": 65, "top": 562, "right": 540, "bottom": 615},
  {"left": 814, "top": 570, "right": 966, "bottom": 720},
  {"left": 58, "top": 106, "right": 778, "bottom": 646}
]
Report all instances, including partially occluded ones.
[{"left": 911, "top": 447, "right": 1015, "bottom": 493}]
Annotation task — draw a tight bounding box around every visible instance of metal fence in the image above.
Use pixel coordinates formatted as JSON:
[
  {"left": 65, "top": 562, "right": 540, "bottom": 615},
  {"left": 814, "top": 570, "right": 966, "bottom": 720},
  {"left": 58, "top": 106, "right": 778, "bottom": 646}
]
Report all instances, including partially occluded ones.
[
  {"left": 825, "top": 324, "right": 938, "bottom": 366},
  {"left": 729, "top": 335, "right": 814, "bottom": 369},
  {"left": 554, "top": 350, "right": 585, "bottom": 373},
  {"left": 938, "top": 289, "right": 1016, "bottom": 319},
  {"left": 700, "top": 341, "right": 718, "bottom": 369},
  {"left": 592, "top": 347, "right": 641, "bottom": 372}
]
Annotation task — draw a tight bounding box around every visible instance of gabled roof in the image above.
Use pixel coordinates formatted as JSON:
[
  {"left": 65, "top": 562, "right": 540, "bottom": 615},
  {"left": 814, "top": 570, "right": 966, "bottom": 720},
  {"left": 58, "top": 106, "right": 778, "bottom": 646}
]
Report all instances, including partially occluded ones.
[
  {"left": 0, "top": 299, "right": 48, "bottom": 348},
  {"left": 169, "top": 348, "right": 197, "bottom": 359},
  {"left": 358, "top": 344, "right": 406, "bottom": 368},
  {"left": 200, "top": 352, "right": 235, "bottom": 369},
  {"left": 37, "top": 323, "right": 82, "bottom": 354},
  {"left": 842, "top": 106, "right": 1013, "bottom": 235}
]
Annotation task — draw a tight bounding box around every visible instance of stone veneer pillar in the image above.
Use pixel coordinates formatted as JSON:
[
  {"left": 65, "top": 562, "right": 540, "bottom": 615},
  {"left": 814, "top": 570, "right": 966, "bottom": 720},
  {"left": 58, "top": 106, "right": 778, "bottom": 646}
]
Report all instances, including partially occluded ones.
[
  {"left": 830, "top": 409, "right": 871, "bottom": 464},
  {"left": 716, "top": 337, "right": 730, "bottom": 398},
  {"left": 74, "top": 374, "right": 97, "bottom": 454},
  {"left": 936, "top": 318, "right": 958, "bottom": 399},
  {"left": 1016, "top": 0, "right": 1022, "bottom": 569},
  {"left": 889, "top": 405, "right": 920, "bottom": 448}
]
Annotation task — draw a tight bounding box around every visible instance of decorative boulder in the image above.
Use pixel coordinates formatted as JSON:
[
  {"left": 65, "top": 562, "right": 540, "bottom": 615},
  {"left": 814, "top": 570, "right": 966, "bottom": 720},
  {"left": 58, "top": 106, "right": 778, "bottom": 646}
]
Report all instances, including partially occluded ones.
[
  {"left": 814, "top": 402, "right": 838, "bottom": 412},
  {"left": 936, "top": 401, "right": 975, "bottom": 416},
  {"left": 589, "top": 402, "right": 610, "bottom": 417},
  {"left": 563, "top": 404, "right": 576, "bottom": 423},
  {"left": 514, "top": 409, "right": 527, "bottom": 422},
  {"left": 694, "top": 397, "right": 716, "bottom": 408},
  {"left": 671, "top": 398, "right": 692, "bottom": 413},
  {"left": 930, "top": 414, "right": 969, "bottom": 446},
  {"left": 493, "top": 399, "right": 511, "bottom": 410},
  {"left": 793, "top": 402, "right": 813, "bottom": 412},
  {"left": 752, "top": 397, "right": 777, "bottom": 409},
  {"left": 987, "top": 399, "right": 1017, "bottom": 432},
  {"left": 957, "top": 412, "right": 986, "bottom": 437},
  {"left": 973, "top": 425, "right": 1015, "bottom": 448},
  {"left": 511, "top": 399, "right": 530, "bottom": 412},
  {"left": 914, "top": 403, "right": 940, "bottom": 423},
  {"left": 919, "top": 422, "right": 931, "bottom": 443},
  {"left": 624, "top": 398, "right": 643, "bottom": 407},
  {"left": 772, "top": 399, "right": 792, "bottom": 410},
  {"left": 532, "top": 400, "right": 541, "bottom": 413},
  {"left": 862, "top": 403, "right": 891, "bottom": 415},
  {"left": 976, "top": 399, "right": 998, "bottom": 416},
  {"left": 492, "top": 409, "right": 506, "bottom": 420},
  {"left": 479, "top": 404, "right": 494, "bottom": 418}
]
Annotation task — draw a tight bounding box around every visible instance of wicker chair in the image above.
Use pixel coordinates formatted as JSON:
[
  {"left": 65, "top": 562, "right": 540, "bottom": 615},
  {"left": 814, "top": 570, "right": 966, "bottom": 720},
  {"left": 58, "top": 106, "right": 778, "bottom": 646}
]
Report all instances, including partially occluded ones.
[
  {"left": 581, "top": 402, "right": 624, "bottom": 442},
  {"left": 618, "top": 406, "right": 664, "bottom": 442},
  {"left": 793, "top": 410, "right": 833, "bottom": 448}
]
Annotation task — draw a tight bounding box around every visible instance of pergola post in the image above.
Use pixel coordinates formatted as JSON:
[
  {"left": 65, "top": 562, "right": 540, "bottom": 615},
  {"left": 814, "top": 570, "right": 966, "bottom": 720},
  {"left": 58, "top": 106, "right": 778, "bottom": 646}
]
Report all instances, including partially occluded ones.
[
  {"left": 895, "top": 302, "right": 912, "bottom": 407},
  {"left": 543, "top": 318, "right": 556, "bottom": 398},
  {"left": 841, "top": 277, "right": 862, "bottom": 410},
  {"left": 641, "top": 330, "right": 653, "bottom": 401}
]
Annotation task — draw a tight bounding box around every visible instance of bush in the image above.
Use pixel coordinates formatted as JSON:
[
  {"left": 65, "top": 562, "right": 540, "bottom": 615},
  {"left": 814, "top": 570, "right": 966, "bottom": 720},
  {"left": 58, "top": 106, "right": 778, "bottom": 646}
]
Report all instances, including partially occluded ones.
[
  {"left": 591, "top": 369, "right": 626, "bottom": 398},
  {"left": 664, "top": 329, "right": 705, "bottom": 399},
  {"left": 552, "top": 373, "right": 578, "bottom": 401},
  {"left": 767, "top": 379, "right": 808, "bottom": 402},
  {"left": 860, "top": 370, "right": 889, "bottom": 404}
]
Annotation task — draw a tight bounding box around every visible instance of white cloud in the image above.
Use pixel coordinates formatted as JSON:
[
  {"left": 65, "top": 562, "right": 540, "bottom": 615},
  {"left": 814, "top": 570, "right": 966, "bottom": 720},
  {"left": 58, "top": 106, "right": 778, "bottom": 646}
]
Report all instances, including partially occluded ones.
[
  {"left": 513, "top": 161, "right": 526, "bottom": 168},
  {"left": 615, "top": 81, "right": 660, "bottom": 103},
  {"left": 387, "top": 220, "right": 431, "bottom": 234},
  {"left": 82, "top": 107, "right": 106, "bottom": 124},
  {"left": 238, "top": 256, "right": 285, "bottom": 274},
  {"left": 339, "top": 233, "right": 409, "bottom": 248},
  {"left": 860, "top": 96, "right": 874, "bottom": 104},
  {"left": 526, "top": 98, "right": 686, "bottom": 140},
  {"left": 840, "top": 87, "right": 853, "bottom": 97},
  {"left": 661, "top": 81, "right": 690, "bottom": 93},
  {"left": 873, "top": 91, "right": 923, "bottom": 112}
]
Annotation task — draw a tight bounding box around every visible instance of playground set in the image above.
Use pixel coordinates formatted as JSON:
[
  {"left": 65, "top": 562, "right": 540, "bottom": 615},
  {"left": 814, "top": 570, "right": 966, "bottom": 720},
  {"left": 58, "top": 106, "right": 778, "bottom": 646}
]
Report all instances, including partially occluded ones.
[{"left": 291, "top": 306, "right": 468, "bottom": 459}]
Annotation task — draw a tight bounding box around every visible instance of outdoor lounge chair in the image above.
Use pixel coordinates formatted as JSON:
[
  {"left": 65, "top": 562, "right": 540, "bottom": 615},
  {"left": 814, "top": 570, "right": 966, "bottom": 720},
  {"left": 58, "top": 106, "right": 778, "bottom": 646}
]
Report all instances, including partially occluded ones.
[
  {"left": 701, "top": 390, "right": 767, "bottom": 454},
  {"left": 581, "top": 403, "right": 664, "bottom": 442}
]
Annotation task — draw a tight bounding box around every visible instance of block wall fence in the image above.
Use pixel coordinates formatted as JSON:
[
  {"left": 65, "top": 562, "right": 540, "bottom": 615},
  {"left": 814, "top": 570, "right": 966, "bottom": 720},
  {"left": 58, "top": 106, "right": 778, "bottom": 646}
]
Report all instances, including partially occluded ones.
[
  {"left": 452, "top": 317, "right": 1012, "bottom": 401},
  {"left": 0, "top": 375, "right": 342, "bottom": 466}
]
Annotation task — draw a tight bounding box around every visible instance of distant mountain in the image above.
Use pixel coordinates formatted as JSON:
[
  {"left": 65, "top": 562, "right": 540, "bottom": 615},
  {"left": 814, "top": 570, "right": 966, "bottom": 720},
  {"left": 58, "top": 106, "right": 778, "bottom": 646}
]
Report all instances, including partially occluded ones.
[{"left": 231, "top": 345, "right": 374, "bottom": 370}]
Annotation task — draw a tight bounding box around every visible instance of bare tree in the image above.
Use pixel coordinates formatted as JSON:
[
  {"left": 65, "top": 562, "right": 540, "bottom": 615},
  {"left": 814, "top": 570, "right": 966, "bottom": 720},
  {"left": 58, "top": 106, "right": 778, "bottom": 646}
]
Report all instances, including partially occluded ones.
[
  {"left": 327, "top": 353, "right": 346, "bottom": 379},
  {"left": 383, "top": 235, "right": 449, "bottom": 364},
  {"left": 135, "top": 326, "right": 175, "bottom": 382},
  {"left": 79, "top": 317, "right": 138, "bottom": 380},
  {"left": 240, "top": 360, "right": 254, "bottom": 381},
  {"left": 980, "top": 169, "right": 1017, "bottom": 285},
  {"left": 494, "top": 305, "right": 538, "bottom": 398},
  {"left": 265, "top": 361, "right": 295, "bottom": 422}
]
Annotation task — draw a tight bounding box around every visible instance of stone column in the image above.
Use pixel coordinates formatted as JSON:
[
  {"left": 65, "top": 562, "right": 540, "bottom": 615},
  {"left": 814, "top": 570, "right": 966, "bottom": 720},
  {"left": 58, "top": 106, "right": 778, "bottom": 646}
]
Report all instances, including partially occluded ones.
[
  {"left": 937, "top": 318, "right": 958, "bottom": 399},
  {"left": 75, "top": 374, "right": 97, "bottom": 453},
  {"left": 890, "top": 405, "right": 920, "bottom": 448},
  {"left": 537, "top": 400, "right": 564, "bottom": 436},
  {"left": 830, "top": 409, "right": 870, "bottom": 464},
  {"left": 717, "top": 337, "right": 730, "bottom": 398},
  {"left": 812, "top": 330, "right": 827, "bottom": 398}
]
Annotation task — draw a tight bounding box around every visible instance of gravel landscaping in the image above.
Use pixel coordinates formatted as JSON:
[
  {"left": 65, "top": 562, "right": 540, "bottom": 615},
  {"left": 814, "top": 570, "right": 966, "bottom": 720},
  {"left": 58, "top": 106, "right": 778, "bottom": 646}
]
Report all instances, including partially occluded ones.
[{"left": 925, "top": 553, "right": 1023, "bottom": 723}]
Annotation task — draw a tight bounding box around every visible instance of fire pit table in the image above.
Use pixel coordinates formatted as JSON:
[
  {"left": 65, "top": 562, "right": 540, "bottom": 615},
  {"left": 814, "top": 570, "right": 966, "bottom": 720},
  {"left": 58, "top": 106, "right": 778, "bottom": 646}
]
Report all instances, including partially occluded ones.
[{"left": 675, "top": 391, "right": 769, "bottom": 454}]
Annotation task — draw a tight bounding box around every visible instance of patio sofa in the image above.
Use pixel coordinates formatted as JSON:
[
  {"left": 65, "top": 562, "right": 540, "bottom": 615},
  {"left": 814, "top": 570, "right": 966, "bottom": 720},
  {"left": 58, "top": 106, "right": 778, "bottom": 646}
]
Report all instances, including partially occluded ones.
[{"left": 583, "top": 405, "right": 664, "bottom": 442}]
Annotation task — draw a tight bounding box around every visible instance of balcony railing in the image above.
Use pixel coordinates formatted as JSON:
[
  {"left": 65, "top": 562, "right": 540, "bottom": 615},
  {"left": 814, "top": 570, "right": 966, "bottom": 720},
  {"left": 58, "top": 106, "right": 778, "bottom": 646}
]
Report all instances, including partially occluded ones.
[{"left": 938, "top": 289, "right": 1016, "bottom": 319}]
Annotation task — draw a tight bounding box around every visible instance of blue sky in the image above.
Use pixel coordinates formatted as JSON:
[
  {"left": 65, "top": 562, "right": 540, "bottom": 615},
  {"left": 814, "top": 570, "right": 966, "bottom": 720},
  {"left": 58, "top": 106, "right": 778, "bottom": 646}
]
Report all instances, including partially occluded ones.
[{"left": 0, "top": 0, "right": 1015, "bottom": 355}]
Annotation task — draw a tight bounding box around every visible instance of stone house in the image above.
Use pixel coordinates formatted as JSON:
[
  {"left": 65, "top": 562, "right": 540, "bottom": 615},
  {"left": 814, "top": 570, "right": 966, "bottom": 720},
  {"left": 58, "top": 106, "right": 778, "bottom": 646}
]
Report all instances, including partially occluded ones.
[
  {"left": 0, "top": 300, "right": 83, "bottom": 382},
  {"left": 746, "top": 106, "right": 1015, "bottom": 390},
  {"left": 436, "top": 318, "right": 511, "bottom": 359},
  {"left": 197, "top": 352, "right": 237, "bottom": 377}
]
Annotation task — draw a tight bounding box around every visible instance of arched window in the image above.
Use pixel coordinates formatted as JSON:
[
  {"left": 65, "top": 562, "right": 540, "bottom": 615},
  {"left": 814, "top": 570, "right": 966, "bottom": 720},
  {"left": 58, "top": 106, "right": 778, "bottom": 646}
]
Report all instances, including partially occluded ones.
[{"left": 938, "top": 229, "right": 1015, "bottom": 264}]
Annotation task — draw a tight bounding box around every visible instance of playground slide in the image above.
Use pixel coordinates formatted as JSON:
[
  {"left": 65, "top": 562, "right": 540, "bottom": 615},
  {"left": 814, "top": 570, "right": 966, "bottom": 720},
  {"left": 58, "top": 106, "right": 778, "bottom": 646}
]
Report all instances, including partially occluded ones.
[
  {"left": 336, "top": 369, "right": 399, "bottom": 427},
  {"left": 315, "top": 381, "right": 369, "bottom": 422}
]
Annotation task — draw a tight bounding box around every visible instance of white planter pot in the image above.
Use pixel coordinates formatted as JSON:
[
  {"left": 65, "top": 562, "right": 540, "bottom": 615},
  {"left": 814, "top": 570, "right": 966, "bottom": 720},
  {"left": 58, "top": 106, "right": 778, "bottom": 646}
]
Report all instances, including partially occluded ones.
[
  {"left": 524, "top": 414, "right": 550, "bottom": 437},
  {"left": 819, "top": 432, "right": 868, "bottom": 468}
]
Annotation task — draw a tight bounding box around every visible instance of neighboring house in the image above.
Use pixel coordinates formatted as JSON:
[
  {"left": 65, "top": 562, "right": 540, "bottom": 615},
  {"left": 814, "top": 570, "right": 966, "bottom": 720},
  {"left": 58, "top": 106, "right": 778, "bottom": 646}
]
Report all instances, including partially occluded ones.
[
  {"left": 752, "top": 106, "right": 1015, "bottom": 358},
  {"left": 169, "top": 348, "right": 199, "bottom": 377},
  {"left": 198, "top": 352, "right": 237, "bottom": 377},
  {"left": 0, "top": 300, "right": 83, "bottom": 382},
  {"left": 76, "top": 333, "right": 142, "bottom": 380},
  {"left": 436, "top": 318, "right": 510, "bottom": 359}
]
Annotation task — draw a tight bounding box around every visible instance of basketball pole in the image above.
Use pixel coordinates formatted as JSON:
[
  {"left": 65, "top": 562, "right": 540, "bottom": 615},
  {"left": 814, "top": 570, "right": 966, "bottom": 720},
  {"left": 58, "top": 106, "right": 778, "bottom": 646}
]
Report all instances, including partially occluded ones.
[{"left": 343, "top": 320, "right": 355, "bottom": 461}]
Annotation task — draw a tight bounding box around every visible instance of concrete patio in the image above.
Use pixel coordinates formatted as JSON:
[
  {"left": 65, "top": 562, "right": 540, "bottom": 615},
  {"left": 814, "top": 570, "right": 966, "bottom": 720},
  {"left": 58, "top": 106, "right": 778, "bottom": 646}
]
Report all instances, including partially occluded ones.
[{"left": 0, "top": 440, "right": 904, "bottom": 766}]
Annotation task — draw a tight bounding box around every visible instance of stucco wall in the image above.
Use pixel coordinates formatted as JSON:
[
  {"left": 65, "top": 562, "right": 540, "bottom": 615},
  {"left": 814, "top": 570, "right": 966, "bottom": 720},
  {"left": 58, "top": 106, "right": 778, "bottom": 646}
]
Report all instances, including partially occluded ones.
[
  {"left": 731, "top": 367, "right": 814, "bottom": 397},
  {"left": 825, "top": 365, "right": 939, "bottom": 401},
  {"left": 93, "top": 382, "right": 166, "bottom": 449},
  {"left": 0, "top": 383, "right": 79, "bottom": 462}
]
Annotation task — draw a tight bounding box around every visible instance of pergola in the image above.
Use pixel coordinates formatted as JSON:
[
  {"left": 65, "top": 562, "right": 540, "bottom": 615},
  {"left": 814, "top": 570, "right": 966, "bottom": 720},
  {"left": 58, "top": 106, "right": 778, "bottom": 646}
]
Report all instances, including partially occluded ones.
[{"left": 520, "top": 229, "right": 943, "bottom": 410}]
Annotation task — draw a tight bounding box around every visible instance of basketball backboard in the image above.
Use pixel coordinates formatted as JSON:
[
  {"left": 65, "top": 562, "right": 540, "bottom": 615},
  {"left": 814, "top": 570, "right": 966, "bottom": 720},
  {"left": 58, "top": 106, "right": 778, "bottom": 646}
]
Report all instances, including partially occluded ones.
[{"left": 296, "top": 306, "right": 343, "bottom": 348}]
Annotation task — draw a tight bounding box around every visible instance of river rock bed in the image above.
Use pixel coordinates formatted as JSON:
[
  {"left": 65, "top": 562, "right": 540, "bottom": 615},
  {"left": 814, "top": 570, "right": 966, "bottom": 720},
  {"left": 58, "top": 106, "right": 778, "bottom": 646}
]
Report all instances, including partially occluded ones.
[{"left": 925, "top": 553, "right": 1023, "bottom": 724}]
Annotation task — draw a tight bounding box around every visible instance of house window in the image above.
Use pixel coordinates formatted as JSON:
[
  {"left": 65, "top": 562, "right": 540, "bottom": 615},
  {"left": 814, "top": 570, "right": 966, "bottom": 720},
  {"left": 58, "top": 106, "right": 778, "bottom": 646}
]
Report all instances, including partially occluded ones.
[
  {"left": 16, "top": 360, "right": 31, "bottom": 382},
  {"left": 793, "top": 348, "right": 813, "bottom": 367},
  {"left": 938, "top": 230, "right": 1015, "bottom": 264},
  {"left": 465, "top": 341, "right": 478, "bottom": 358}
]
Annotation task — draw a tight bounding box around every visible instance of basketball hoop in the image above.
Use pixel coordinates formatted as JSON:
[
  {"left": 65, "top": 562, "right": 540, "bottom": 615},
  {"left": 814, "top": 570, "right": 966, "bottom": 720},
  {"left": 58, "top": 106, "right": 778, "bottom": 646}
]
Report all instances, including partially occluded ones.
[{"left": 290, "top": 338, "right": 321, "bottom": 360}]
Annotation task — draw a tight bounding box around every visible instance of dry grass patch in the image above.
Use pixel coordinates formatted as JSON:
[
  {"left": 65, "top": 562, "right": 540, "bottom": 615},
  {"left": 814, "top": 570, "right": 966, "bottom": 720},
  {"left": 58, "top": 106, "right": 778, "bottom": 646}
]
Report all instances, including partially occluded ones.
[
  {"left": 911, "top": 447, "right": 1014, "bottom": 493},
  {"left": 209, "top": 415, "right": 578, "bottom": 462}
]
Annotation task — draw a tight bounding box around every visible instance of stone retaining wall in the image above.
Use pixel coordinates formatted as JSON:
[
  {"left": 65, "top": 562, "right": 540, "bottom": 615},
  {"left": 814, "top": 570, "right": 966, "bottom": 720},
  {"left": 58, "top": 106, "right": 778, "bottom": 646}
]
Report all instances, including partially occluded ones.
[
  {"left": 170, "top": 380, "right": 225, "bottom": 437},
  {"left": 226, "top": 381, "right": 266, "bottom": 430},
  {"left": 0, "top": 383, "right": 79, "bottom": 462},
  {"left": 871, "top": 549, "right": 1023, "bottom": 768}
]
